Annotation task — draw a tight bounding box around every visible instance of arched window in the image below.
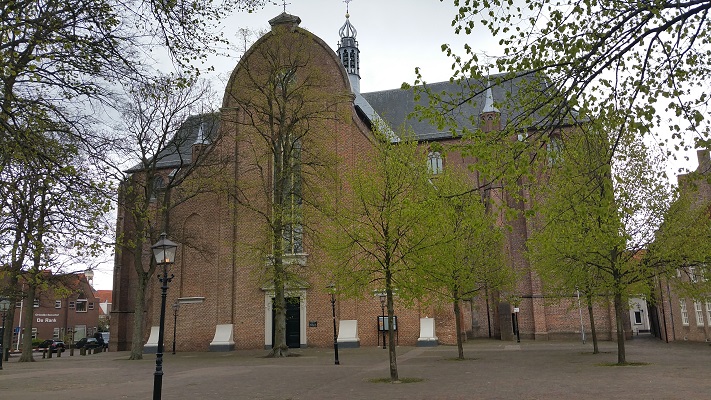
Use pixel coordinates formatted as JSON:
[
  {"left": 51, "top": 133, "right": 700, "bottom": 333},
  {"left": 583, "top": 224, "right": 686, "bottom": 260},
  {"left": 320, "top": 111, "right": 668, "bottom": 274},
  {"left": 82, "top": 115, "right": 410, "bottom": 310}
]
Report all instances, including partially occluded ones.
[
  {"left": 280, "top": 138, "right": 303, "bottom": 255},
  {"left": 428, "top": 151, "right": 443, "bottom": 174},
  {"left": 150, "top": 175, "right": 165, "bottom": 201},
  {"left": 547, "top": 136, "right": 562, "bottom": 164}
]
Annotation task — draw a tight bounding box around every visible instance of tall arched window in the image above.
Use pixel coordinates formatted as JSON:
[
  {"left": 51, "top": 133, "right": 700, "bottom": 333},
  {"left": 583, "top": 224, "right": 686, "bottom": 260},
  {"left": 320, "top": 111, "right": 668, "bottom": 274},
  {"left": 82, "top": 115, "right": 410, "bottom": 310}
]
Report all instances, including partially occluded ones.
[
  {"left": 280, "top": 138, "right": 303, "bottom": 255},
  {"left": 428, "top": 151, "right": 443, "bottom": 174},
  {"left": 150, "top": 175, "right": 165, "bottom": 201}
]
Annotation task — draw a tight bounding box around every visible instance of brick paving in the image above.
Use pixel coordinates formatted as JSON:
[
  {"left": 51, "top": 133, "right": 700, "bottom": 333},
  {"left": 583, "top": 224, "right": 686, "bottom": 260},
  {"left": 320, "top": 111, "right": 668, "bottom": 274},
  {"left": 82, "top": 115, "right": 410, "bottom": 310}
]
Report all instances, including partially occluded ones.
[{"left": 1, "top": 335, "right": 709, "bottom": 399}]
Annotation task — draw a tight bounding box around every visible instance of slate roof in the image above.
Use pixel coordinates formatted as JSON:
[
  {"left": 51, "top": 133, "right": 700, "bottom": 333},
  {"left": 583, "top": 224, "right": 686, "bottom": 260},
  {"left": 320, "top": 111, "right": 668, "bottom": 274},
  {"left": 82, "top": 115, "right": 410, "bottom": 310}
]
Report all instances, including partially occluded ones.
[
  {"left": 126, "top": 113, "right": 220, "bottom": 173},
  {"left": 361, "top": 71, "right": 572, "bottom": 141}
]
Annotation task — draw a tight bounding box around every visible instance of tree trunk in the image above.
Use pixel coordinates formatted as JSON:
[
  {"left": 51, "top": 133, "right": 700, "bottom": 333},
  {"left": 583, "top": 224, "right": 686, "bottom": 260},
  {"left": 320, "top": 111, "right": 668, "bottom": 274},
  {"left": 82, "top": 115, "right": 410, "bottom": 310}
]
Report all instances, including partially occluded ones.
[
  {"left": 587, "top": 295, "right": 599, "bottom": 354},
  {"left": 453, "top": 287, "right": 464, "bottom": 360},
  {"left": 2, "top": 302, "right": 15, "bottom": 362},
  {"left": 386, "top": 285, "right": 398, "bottom": 382},
  {"left": 613, "top": 291, "right": 626, "bottom": 364},
  {"left": 19, "top": 283, "right": 36, "bottom": 362},
  {"left": 268, "top": 259, "right": 289, "bottom": 357},
  {"left": 129, "top": 272, "right": 149, "bottom": 360},
  {"left": 2, "top": 275, "right": 18, "bottom": 362}
]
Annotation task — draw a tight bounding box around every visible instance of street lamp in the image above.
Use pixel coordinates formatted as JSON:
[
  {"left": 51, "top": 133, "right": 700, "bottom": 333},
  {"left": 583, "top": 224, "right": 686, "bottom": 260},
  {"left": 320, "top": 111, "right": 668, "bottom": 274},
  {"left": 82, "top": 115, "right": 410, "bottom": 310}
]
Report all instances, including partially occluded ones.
[
  {"left": 379, "top": 293, "right": 386, "bottom": 349},
  {"left": 151, "top": 232, "right": 178, "bottom": 400},
  {"left": 172, "top": 303, "right": 180, "bottom": 355},
  {"left": 327, "top": 284, "right": 339, "bottom": 365},
  {"left": 0, "top": 298, "right": 11, "bottom": 370}
]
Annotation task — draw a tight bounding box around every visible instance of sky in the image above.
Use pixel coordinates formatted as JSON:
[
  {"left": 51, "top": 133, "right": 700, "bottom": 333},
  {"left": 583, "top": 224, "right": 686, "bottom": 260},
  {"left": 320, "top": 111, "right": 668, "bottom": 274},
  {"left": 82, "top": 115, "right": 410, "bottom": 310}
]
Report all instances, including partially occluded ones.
[
  {"left": 209, "top": 0, "right": 490, "bottom": 93},
  {"left": 91, "top": 0, "right": 699, "bottom": 289}
]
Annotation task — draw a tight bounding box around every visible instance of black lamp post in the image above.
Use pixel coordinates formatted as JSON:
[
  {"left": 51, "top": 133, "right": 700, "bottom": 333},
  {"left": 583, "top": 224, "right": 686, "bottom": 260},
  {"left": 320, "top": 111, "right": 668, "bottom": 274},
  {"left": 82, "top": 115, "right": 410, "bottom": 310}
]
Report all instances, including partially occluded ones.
[
  {"left": 0, "top": 298, "right": 10, "bottom": 370},
  {"left": 151, "top": 232, "right": 178, "bottom": 400},
  {"left": 327, "top": 285, "right": 339, "bottom": 365},
  {"left": 172, "top": 302, "right": 179, "bottom": 355},
  {"left": 379, "top": 293, "right": 386, "bottom": 349}
]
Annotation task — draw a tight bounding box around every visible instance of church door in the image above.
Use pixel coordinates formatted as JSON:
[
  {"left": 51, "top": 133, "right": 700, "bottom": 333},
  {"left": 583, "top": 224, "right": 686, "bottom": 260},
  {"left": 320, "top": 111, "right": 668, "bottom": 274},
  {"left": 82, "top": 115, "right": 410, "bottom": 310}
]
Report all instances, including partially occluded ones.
[{"left": 272, "top": 297, "right": 301, "bottom": 348}]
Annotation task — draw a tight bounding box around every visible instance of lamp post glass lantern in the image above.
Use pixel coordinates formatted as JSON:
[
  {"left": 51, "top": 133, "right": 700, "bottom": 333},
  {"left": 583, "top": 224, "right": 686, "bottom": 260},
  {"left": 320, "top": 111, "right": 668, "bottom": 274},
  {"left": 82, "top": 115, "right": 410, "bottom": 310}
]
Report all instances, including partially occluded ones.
[
  {"left": 0, "top": 299, "right": 11, "bottom": 370},
  {"left": 379, "top": 294, "right": 386, "bottom": 349},
  {"left": 151, "top": 233, "right": 178, "bottom": 400}
]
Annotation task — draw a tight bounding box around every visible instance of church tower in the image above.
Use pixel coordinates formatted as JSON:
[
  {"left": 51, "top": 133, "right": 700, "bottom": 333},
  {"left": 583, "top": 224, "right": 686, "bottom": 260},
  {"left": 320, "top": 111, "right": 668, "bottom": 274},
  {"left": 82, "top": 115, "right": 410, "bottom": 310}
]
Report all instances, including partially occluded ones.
[{"left": 337, "top": 4, "right": 360, "bottom": 93}]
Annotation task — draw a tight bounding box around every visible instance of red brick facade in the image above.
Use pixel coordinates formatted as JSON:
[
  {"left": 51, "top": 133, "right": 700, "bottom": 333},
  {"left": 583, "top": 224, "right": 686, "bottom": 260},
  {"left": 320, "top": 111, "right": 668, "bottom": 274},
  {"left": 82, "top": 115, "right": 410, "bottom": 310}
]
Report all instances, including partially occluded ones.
[
  {"left": 111, "top": 13, "right": 624, "bottom": 352},
  {"left": 7, "top": 274, "right": 101, "bottom": 348},
  {"left": 654, "top": 150, "right": 711, "bottom": 342}
]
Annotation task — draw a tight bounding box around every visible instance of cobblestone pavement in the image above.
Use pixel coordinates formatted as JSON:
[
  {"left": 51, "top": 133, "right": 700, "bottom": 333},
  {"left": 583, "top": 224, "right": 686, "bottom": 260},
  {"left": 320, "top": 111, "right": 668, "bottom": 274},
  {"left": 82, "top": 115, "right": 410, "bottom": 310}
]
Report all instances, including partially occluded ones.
[{"left": 1, "top": 335, "right": 709, "bottom": 399}]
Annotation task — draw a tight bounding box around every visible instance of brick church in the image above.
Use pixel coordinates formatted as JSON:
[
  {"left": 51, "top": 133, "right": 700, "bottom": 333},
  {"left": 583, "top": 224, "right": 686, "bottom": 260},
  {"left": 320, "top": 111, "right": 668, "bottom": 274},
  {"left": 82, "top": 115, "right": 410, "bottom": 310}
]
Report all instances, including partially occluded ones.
[{"left": 111, "top": 11, "right": 625, "bottom": 352}]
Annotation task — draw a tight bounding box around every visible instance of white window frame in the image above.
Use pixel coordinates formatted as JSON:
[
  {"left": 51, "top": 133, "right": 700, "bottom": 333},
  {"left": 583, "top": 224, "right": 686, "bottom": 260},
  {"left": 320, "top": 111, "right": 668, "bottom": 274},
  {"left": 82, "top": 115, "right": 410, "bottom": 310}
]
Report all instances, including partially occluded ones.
[
  {"left": 31, "top": 328, "right": 38, "bottom": 339},
  {"left": 88, "top": 302, "right": 94, "bottom": 310},
  {"left": 694, "top": 301, "right": 704, "bottom": 326},
  {"left": 706, "top": 301, "right": 711, "bottom": 325},
  {"left": 53, "top": 328, "right": 60, "bottom": 339},
  {"left": 680, "top": 299, "right": 689, "bottom": 326},
  {"left": 69, "top": 301, "right": 75, "bottom": 309},
  {"left": 633, "top": 311, "right": 643, "bottom": 325},
  {"left": 33, "top": 299, "right": 39, "bottom": 308},
  {"left": 55, "top": 300, "right": 62, "bottom": 309},
  {"left": 689, "top": 266, "right": 697, "bottom": 283},
  {"left": 76, "top": 299, "right": 87, "bottom": 313},
  {"left": 427, "top": 151, "right": 443, "bottom": 175}
]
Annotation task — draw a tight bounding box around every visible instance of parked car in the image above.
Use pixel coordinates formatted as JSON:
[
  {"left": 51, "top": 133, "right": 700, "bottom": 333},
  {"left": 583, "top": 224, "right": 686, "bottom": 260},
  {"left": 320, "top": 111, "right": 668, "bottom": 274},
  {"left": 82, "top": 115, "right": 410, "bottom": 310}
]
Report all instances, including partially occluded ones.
[
  {"left": 38, "top": 339, "right": 65, "bottom": 353},
  {"left": 75, "top": 337, "right": 102, "bottom": 349}
]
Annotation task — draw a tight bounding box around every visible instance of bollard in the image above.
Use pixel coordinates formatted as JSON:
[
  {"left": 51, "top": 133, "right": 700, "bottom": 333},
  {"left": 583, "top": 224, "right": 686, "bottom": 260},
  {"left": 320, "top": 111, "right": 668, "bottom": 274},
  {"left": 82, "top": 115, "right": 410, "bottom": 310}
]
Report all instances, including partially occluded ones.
[
  {"left": 70, "top": 347, "right": 74, "bottom": 356},
  {"left": 57, "top": 349, "right": 61, "bottom": 357},
  {"left": 42, "top": 349, "right": 46, "bottom": 359},
  {"left": 48, "top": 348, "right": 53, "bottom": 359},
  {"left": 80, "top": 347, "right": 86, "bottom": 356}
]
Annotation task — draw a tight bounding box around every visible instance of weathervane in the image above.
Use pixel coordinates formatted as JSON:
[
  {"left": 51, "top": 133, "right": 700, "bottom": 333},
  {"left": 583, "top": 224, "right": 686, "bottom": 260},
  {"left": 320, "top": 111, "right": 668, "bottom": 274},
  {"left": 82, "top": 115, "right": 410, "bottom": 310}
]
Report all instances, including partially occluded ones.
[
  {"left": 281, "top": 0, "right": 290, "bottom": 12},
  {"left": 344, "top": 0, "right": 353, "bottom": 13}
]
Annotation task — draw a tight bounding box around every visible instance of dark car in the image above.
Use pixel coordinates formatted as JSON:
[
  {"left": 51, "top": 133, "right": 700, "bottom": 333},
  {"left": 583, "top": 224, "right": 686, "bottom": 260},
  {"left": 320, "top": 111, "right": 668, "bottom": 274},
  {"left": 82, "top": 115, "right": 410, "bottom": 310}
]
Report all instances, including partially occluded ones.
[
  {"left": 75, "top": 337, "right": 103, "bottom": 349},
  {"left": 38, "top": 339, "right": 65, "bottom": 353}
]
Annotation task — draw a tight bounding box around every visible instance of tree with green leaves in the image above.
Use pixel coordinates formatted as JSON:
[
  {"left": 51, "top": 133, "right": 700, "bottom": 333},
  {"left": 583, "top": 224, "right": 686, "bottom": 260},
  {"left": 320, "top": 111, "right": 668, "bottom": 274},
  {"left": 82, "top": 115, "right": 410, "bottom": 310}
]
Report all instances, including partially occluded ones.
[
  {"left": 419, "top": 167, "right": 512, "bottom": 360},
  {"left": 325, "top": 126, "right": 436, "bottom": 382},
  {"left": 0, "top": 125, "right": 111, "bottom": 362},
  {"left": 437, "top": 0, "right": 711, "bottom": 153},
  {"left": 1, "top": 0, "right": 267, "bottom": 168},
  {"left": 526, "top": 109, "right": 711, "bottom": 364},
  {"left": 221, "top": 22, "right": 351, "bottom": 357}
]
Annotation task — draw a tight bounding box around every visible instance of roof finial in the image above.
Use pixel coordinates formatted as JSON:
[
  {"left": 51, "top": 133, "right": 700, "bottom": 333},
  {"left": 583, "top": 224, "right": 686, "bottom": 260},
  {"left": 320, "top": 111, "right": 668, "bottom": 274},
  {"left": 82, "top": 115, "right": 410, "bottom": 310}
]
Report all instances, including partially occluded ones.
[
  {"left": 344, "top": 0, "right": 352, "bottom": 17},
  {"left": 282, "top": 0, "right": 290, "bottom": 12}
]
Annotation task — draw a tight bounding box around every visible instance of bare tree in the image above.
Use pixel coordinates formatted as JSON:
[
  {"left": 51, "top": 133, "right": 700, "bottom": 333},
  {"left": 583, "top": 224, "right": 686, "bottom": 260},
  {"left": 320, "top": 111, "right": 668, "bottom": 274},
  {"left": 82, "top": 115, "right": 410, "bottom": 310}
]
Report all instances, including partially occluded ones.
[
  {"left": 222, "top": 23, "right": 351, "bottom": 357},
  {"left": 108, "top": 74, "right": 219, "bottom": 360}
]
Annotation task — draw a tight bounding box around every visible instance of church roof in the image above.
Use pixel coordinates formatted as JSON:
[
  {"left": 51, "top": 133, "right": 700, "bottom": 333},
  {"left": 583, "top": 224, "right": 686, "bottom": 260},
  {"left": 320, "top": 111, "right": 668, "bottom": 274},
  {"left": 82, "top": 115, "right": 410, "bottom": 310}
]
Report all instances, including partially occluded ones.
[
  {"left": 361, "top": 72, "right": 575, "bottom": 141},
  {"left": 126, "top": 113, "right": 220, "bottom": 173}
]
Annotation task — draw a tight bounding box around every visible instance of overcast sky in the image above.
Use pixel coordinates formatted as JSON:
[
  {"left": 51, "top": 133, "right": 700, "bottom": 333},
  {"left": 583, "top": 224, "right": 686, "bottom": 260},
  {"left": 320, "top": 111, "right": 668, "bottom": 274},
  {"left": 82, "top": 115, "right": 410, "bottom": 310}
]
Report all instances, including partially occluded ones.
[{"left": 208, "top": 0, "right": 492, "bottom": 93}]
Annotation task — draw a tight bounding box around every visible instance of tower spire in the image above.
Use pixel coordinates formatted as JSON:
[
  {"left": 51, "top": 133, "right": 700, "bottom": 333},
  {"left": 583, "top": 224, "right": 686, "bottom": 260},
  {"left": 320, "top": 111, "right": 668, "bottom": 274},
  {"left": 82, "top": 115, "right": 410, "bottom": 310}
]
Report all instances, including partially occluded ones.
[{"left": 337, "top": 0, "right": 360, "bottom": 93}]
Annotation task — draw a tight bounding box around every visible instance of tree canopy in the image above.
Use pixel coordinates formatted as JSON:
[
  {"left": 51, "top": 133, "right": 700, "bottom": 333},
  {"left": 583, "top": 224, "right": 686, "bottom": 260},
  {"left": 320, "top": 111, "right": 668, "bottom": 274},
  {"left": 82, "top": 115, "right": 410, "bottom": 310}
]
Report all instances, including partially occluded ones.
[{"left": 440, "top": 0, "right": 711, "bottom": 150}]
